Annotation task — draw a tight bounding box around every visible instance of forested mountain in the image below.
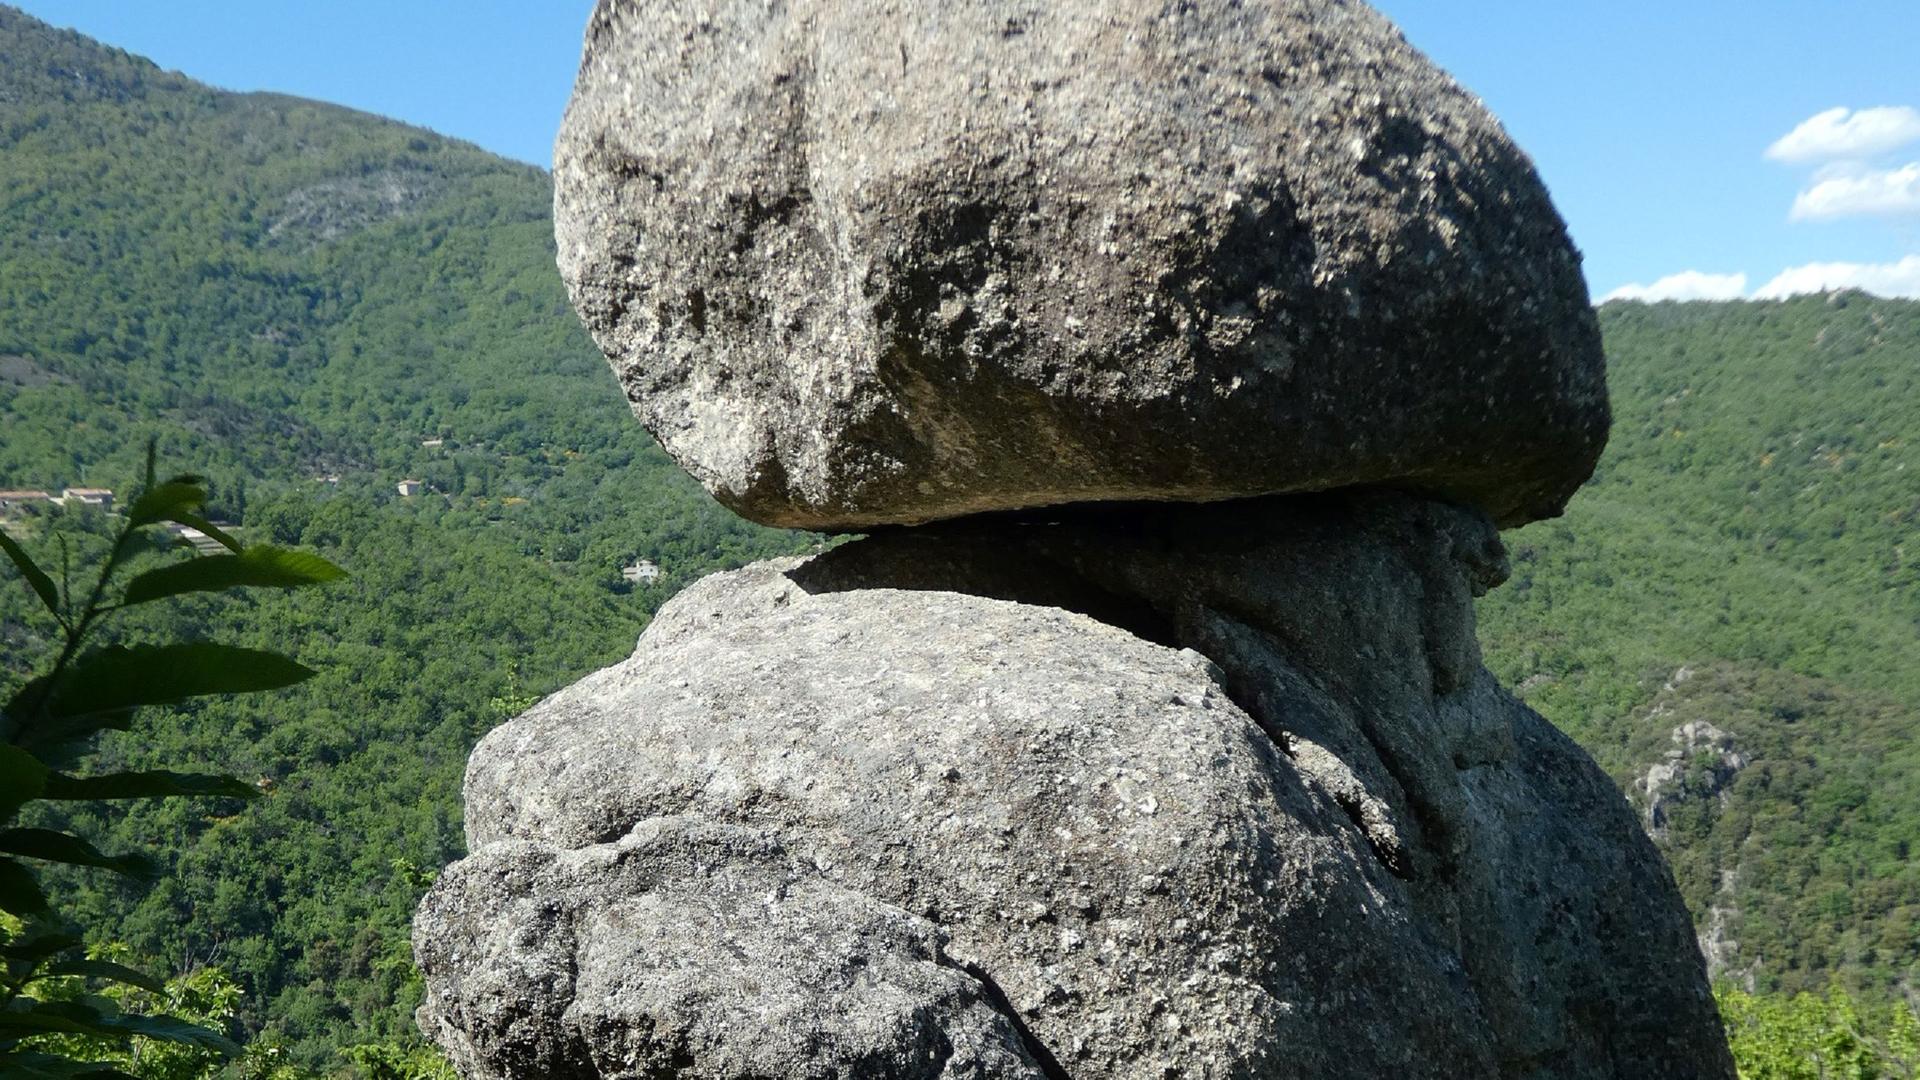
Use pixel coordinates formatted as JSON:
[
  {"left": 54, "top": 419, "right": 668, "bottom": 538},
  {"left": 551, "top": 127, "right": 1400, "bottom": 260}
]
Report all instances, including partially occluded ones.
[
  {"left": 1483, "top": 296, "right": 1920, "bottom": 997},
  {"left": 0, "top": 7, "right": 805, "bottom": 1066},
  {"left": 1, "top": 5, "right": 1916, "bottom": 1072}
]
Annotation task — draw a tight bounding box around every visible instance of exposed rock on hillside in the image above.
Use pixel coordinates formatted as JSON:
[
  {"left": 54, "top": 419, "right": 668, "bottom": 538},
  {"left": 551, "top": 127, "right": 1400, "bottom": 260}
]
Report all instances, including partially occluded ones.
[
  {"left": 417, "top": 495, "right": 1733, "bottom": 1078},
  {"left": 553, "top": 0, "right": 1608, "bottom": 531},
  {"left": 1637, "top": 718, "right": 1750, "bottom": 838},
  {"left": 265, "top": 166, "right": 445, "bottom": 245}
]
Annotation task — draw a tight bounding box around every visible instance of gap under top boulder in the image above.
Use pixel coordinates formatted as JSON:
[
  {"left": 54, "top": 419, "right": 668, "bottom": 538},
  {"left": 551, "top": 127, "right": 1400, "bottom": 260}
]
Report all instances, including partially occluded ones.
[
  {"left": 411, "top": 1, "right": 1733, "bottom": 1077},
  {"left": 551, "top": 0, "right": 1609, "bottom": 532}
]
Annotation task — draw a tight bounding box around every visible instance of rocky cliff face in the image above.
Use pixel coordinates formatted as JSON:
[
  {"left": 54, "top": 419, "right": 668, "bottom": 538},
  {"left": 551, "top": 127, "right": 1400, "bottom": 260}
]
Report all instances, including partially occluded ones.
[{"left": 415, "top": 0, "right": 1733, "bottom": 1075}]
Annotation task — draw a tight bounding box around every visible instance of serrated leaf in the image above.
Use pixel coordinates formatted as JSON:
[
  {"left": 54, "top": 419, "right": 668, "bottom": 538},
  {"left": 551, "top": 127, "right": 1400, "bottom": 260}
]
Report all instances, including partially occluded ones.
[
  {"left": 0, "top": 999, "right": 238, "bottom": 1055},
  {"left": 0, "top": 1050, "right": 139, "bottom": 1079},
  {"left": 122, "top": 545, "right": 345, "bottom": 606},
  {"left": 1, "top": 931, "right": 82, "bottom": 964},
  {"left": 0, "top": 531, "right": 61, "bottom": 618},
  {"left": 0, "top": 829, "right": 155, "bottom": 881},
  {"left": 42, "top": 770, "right": 260, "bottom": 802},
  {"left": 125, "top": 482, "right": 205, "bottom": 528},
  {"left": 0, "top": 857, "right": 48, "bottom": 916},
  {"left": 45, "top": 644, "right": 316, "bottom": 720},
  {"left": 8, "top": 703, "right": 137, "bottom": 754},
  {"left": 0, "top": 745, "right": 48, "bottom": 822},
  {"left": 3, "top": 675, "right": 57, "bottom": 733},
  {"left": 43, "top": 958, "right": 166, "bottom": 993}
]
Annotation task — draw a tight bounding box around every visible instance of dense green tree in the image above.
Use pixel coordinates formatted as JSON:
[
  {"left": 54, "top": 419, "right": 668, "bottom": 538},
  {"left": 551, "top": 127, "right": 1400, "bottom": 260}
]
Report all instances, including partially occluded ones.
[
  {"left": 1480, "top": 296, "right": 1920, "bottom": 997},
  {"left": 1718, "top": 983, "right": 1920, "bottom": 1079}
]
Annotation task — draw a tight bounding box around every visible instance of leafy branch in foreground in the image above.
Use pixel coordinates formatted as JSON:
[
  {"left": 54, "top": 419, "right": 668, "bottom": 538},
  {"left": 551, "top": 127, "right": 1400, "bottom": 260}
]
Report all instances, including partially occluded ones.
[
  {"left": 1718, "top": 982, "right": 1920, "bottom": 1079},
  {"left": 1, "top": 446, "right": 344, "bottom": 1077}
]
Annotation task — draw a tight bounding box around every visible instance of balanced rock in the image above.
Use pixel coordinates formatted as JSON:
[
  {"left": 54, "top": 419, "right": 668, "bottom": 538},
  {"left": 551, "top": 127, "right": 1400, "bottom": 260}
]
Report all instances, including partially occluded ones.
[
  {"left": 415, "top": 494, "right": 1732, "bottom": 1078},
  {"left": 554, "top": 0, "right": 1609, "bottom": 531}
]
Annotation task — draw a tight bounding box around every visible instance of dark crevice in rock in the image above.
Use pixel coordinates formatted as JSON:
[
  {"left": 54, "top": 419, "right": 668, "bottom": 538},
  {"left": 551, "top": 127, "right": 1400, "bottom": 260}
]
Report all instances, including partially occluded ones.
[
  {"left": 1326, "top": 783, "right": 1412, "bottom": 879},
  {"left": 945, "top": 956, "right": 1071, "bottom": 1080},
  {"left": 788, "top": 532, "right": 1181, "bottom": 650}
]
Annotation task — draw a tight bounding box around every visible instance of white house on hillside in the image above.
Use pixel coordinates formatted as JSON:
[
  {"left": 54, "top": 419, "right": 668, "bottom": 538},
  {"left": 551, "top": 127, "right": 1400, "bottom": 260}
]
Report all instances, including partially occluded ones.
[{"left": 60, "top": 487, "right": 114, "bottom": 509}]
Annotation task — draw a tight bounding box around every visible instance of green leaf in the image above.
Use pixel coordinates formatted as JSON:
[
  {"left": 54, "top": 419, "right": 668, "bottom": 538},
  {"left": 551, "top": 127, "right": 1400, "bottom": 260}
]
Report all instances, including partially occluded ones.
[
  {"left": 0, "top": 1050, "right": 139, "bottom": 1079},
  {"left": 122, "top": 545, "right": 345, "bottom": 606},
  {"left": 168, "top": 511, "right": 241, "bottom": 553},
  {"left": 0, "top": 829, "right": 155, "bottom": 881},
  {"left": 42, "top": 770, "right": 260, "bottom": 802},
  {"left": 125, "top": 481, "right": 205, "bottom": 528},
  {"left": 0, "top": 746, "right": 48, "bottom": 822},
  {"left": 0, "top": 857, "right": 48, "bottom": 917},
  {"left": 0, "top": 931, "right": 82, "bottom": 966},
  {"left": 7, "top": 704, "right": 136, "bottom": 753},
  {"left": 0, "top": 999, "right": 238, "bottom": 1055},
  {"left": 43, "top": 958, "right": 166, "bottom": 994},
  {"left": 0, "top": 531, "right": 61, "bottom": 619},
  {"left": 44, "top": 644, "right": 317, "bottom": 720}
]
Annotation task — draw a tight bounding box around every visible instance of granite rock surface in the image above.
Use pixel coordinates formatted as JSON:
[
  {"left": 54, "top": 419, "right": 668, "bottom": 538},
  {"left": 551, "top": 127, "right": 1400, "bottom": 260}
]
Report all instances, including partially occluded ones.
[
  {"left": 416, "top": 495, "right": 1732, "bottom": 1078},
  {"left": 553, "top": 0, "right": 1608, "bottom": 530}
]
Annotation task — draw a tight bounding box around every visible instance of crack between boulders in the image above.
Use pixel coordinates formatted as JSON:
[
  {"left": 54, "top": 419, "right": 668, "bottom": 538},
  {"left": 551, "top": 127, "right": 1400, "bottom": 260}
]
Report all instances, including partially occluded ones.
[
  {"left": 1187, "top": 607, "right": 1432, "bottom": 884},
  {"left": 943, "top": 955, "right": 1072, "bottom": 1080}
]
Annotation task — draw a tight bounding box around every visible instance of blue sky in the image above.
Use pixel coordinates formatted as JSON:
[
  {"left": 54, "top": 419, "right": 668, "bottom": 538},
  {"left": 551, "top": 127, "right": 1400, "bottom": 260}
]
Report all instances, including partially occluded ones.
[{"left": 13, "top": 1, "right": 1919, "bottom": 301}]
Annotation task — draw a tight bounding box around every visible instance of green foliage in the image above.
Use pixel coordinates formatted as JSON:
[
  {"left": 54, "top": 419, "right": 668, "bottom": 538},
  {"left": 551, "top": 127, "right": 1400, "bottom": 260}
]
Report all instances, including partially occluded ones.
[
  {"left": 1, "top": 461, "right": 343, "bottom": 1078},
  {"left": 1478, "top": 295, "right": 1920, "bottom": 997},
  {"left": 1717, "top": 983, "right": 1920, "bottom": 1079},
  {"left": 338, "top": 1041, "right": 455, "bottom": 1080},
  {"left": 12, "top": 947, "right": 334, "bottom": 1079},
  {"left": 0, "top": 9, "right": 809, "bottom": 1067}
]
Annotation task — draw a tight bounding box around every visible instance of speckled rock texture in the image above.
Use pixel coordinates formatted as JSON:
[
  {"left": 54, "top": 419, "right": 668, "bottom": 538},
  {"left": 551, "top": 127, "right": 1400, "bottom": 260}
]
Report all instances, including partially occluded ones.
[
  {"left": 553, "top": 0, "right": 1609, "bottom": 532},
  {"left": 412, "top": 818, "right": 1046, "bottom": 1078},
  {"left": 415, "top": 493, "right": 1733, "bottom": 1078}
]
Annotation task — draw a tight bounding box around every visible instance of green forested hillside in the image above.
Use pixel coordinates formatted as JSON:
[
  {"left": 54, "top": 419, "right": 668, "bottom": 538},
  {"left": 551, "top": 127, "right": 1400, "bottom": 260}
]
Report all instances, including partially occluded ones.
[
  {"left": 0, "top": 7, "right": 805, "bottom": 1066},
  {"left": 3, "top": 5, "right": 1918, "bottom": 1073},
  {"left": 1480, "top": 296, "right": 1920, "bottom": 997}
]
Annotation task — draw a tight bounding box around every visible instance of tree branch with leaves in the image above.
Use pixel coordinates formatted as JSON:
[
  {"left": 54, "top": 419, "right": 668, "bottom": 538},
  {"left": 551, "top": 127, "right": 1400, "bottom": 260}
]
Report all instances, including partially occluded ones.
[{"left": 1, "top": 446, "right": 343, "bottom": 1079}]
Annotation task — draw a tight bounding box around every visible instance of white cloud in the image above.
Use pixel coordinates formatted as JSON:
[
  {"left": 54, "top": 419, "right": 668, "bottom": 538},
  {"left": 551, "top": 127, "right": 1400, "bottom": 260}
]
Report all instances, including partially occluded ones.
[
  {"left": 1601, "top": 258, "right": 1920, "bottom": 303},
  {"left": 1753, "top": 255, "right": 1920, "bottom": 299},
  {"left": 1765, "top": 106, "right": 1920, "bottom": 163},
  {"left": 1790, "top": 162, "right": 1920, "bottom": 220},
  {"left": 1601, "top": 270, "right": 1749, "bottom": 303}
]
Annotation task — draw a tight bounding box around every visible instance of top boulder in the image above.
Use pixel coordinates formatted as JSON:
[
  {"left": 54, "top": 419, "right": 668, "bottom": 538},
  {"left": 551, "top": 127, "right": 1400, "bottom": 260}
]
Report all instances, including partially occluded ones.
[{"left": 555, "top": 0, "right": 1608, "bottom": 530}]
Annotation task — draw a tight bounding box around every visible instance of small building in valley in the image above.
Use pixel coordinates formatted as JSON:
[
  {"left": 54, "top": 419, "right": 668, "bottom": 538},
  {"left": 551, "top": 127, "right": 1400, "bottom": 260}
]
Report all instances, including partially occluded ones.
[
  {"left": 60, "top": 487, "right": 114, "bottom": 510},
  {"left": 0, "top": 490, "right": 52, "bottom": 514},
  {"left": 397, "top": 479, "right": 426, "bottom": 497},
  {"left": 621, "top": 559, "right": 662, "bottom": 586},
  {"left": 159, "top": 522, "right": 230, "bottom": 555}
]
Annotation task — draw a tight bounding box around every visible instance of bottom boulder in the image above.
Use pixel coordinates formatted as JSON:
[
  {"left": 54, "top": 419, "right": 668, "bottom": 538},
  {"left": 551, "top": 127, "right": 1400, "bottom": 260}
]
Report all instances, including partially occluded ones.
[
  {"left": 415, "top": 496, "right": 1733, "bottom": 1078},
  {"left": 412, "top": 818, "right": 1047, "bottom": 1077}
]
